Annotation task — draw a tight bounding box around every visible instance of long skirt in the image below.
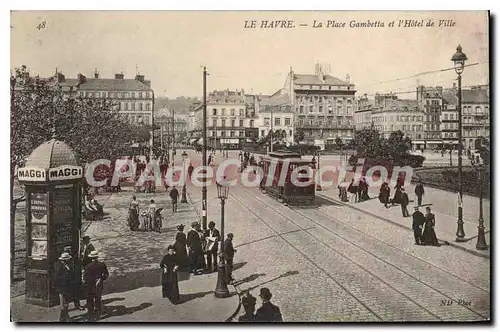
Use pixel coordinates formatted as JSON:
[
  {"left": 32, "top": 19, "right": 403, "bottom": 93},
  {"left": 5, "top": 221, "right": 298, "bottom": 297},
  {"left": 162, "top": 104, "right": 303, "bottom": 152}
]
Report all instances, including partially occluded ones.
[
  {"left": 162, "top": 271, "right": 180, "bottom": 304},
  {"left": 422, "top": 224, "right": 439, "bottom": 246}
]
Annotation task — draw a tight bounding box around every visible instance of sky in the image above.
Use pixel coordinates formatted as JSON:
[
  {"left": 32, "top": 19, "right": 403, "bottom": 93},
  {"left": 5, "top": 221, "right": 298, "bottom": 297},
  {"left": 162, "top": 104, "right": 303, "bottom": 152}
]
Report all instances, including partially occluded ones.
[{"left": 10, "top": 11, "right": 489, "bottom": 99}]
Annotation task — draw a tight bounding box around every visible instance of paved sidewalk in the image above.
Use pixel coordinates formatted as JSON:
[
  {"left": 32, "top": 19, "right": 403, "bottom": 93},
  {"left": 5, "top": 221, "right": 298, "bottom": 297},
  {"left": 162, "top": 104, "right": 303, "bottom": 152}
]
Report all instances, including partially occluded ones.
[{"left": 318, "top": 187, "right": 490, "bottom": 259}]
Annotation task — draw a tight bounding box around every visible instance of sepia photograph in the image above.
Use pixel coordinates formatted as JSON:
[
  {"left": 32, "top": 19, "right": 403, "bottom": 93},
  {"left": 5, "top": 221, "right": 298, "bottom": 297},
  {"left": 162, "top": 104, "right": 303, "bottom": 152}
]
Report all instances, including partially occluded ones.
[{"left": 9, "top": 10, "right": 490, "bottom": 323}]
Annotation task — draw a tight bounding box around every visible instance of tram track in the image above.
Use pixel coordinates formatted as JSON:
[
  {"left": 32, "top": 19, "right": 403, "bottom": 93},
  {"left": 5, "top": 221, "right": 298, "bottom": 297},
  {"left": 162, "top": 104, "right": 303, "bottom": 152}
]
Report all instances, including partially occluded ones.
[{"left": 233, "top": 185, "right": 488, "bottom": 321}]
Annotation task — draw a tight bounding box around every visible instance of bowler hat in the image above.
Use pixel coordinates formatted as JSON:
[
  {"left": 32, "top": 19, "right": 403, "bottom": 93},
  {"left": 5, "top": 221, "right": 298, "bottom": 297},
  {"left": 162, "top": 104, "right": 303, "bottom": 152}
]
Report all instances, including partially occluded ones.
[
  {"left": 59, "top": 252, "right": 72, "bottom": 260},
  {"left": 259, "top": 287, "right": 272, "bottom": 300}
]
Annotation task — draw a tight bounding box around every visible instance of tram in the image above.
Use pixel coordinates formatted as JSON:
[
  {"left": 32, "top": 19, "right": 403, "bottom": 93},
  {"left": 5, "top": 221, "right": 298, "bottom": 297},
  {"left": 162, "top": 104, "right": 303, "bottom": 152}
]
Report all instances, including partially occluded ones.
[{"left": 259, "top": 151, "right": 316, "bottom": 205}]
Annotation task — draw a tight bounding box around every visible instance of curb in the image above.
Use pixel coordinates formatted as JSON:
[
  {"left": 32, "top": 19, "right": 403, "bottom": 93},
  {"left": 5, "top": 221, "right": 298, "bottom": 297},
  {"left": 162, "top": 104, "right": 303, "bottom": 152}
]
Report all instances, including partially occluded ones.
[
  {"left": 225, "top": 284, "right": 242, "bottom": 322},
  {"left": 317, "top": 193, "right": 490, "bottom": 259}
]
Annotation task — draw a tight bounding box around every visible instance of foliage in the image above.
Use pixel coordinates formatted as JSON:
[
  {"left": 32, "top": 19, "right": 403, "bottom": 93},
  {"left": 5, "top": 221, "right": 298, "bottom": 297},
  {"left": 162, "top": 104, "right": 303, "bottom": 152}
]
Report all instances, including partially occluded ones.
[
  {"left": 295, "top": 129, "right": 305, "bottom": 143},
  {"left": 351, "top": 129, "right": 412, "bottom": 160}
]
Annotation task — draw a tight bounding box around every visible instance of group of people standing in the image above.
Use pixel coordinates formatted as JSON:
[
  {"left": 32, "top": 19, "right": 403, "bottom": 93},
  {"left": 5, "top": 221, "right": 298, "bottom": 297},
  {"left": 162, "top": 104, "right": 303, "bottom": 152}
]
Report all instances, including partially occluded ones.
[
  {"left": 159, "top": 221, "right": 237, "bottom": 304},
  {"left": 54, "top": 236, "right": 109, "bottom": 322}
]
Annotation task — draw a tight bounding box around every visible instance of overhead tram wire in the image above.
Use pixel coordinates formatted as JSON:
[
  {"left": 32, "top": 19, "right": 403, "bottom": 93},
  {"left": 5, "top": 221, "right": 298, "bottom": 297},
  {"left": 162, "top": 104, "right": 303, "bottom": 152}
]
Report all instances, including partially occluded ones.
[{"left": 359, "top": 83, "right": 490, "bottom": 98}]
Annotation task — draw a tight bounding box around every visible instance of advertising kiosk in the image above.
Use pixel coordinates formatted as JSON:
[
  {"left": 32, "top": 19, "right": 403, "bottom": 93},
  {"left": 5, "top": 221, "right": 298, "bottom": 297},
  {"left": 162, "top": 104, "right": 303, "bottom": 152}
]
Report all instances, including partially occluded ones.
[{"left": 17, "top": 139, "right": 83, "bottom": 307}]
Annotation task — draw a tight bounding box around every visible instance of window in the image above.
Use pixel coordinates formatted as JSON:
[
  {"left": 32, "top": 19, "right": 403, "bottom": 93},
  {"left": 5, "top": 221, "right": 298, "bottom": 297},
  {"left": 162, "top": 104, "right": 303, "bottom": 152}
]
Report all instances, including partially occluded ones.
[
  {"left": 289, "top": 130, "right": 292, "bottom": 137},
  {"left": 231, "top": 120, "right": 235, "bottom": 127},
  {"left": 212, "top": 108, "right": 217, "bottom": 116},
  {"left": 476, "top": 106, "right": 481, "bottom": 114},
  {"left": 299, "top": 106, "right": 304, "bottom": 113},
  {"left": 444, "top": 114, "right": 448, "bottom": 120},
  {"left": 138, "top": 92, "right": 142, "bottom": 99},
  {"left": 239, "top": 131, "right": 244, "bottom": 137},
  {"left": 239, "top": 109, "right": 245, "bottom": 116},
  {"left": 146, "top": 103, "right": 151, "bottom": 111},
  {"left": 131, "top": 103, "right": 135, "bottom": 111},
  {"left": 221, "top": 109, "right": 226, "bottom": 116},
  {"left": 309, "top": 106, "right": 313, "bottom": 113},
  {"left": 239, "top": 119, "right": 244, "bottom": 126},
  {"left": 250, "top": 120, "right": 254, "bottom": 127},
  {"left": 144, "top": 116, "right": 150, "bottom": 125},
  {"left": 231, "top": 109, "right": 235, "bottom": 116},
  {"left": 264, "top": 117, "right": 270, "bottom": 126},
  {"left": 337, "top": 106, "right": 342, "bottom": 114},
  {"left": 131, "top": 92, "right": 136, "bottom": 98},
  {"left": 146, "top": 92, "right": 150, "bottom": 98},
  {"left": 101, "top": 92, "right": 106, "bottom": 98},
  {"left": 221, "top": 131, "right": 225, "bottom": 137},
  {"left": 285, "top": 118, "right": 291, "bottom": 126},
  {"left": 221, "top": 119, "right": 226, "bottom": 127},
  {"left": 261, "top": 130, "right": 265, "bottom": 136},
  {"left": 319, "top": 106, "right": 323, "bottom": 113},
  {"left": 275, "top": 118, "right": 281, "bottom": 126},
  {"left": 212, "top": 131, "right": 216, "bottom": 137},
  {"left": 230, "top": 131, "right": 235, "bottom": 137}
]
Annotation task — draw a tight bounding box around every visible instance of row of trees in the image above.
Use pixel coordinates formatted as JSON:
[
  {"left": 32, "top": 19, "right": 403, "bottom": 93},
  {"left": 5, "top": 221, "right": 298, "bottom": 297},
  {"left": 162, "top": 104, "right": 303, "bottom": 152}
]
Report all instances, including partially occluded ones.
[{"left": 10, "top": 66, "right": 149, "bottom": 280}]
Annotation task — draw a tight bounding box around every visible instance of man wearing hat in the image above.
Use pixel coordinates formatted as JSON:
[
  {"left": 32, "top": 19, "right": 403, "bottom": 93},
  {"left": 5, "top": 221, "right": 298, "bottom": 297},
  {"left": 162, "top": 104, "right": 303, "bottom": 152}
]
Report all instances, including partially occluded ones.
[
  {"left": 238, "top": 291, "right": 257, "bottom": 322},
  {"left": 223, "top": 233, "right": 236, "bottom": 283},
  {"left": 187, "top": 222, "right": 204, "bottom": 275},
  {"left": 84, "top": 251, "right": 109, "bottom": 321},
  {"left": 80, "top": 236, "right": 96, "bottom": 268},
  {"left": 55, "top": 252, "right": 81, "bottom": 321},
  {"left": 63, "top": 246, "right": 85, "bottom": 311},
  {"left": 255, "top": 288, "right": 283, "bottom": 322},
  {"left": 412, "top": 206, "right": 425, "bottom": 245}
]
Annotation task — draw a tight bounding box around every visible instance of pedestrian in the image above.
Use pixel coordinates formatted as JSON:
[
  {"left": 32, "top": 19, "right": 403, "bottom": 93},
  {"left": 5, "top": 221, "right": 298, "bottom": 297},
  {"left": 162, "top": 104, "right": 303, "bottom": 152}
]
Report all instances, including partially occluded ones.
[
  {"left": 415, "top": 181, "right": 425, "bottom": 206},
  {"left": 204, "top": 221, "right": 221, "bottom": 273},
  {"left": 80, "top": 236, "right": 96, "bottom": 269},
  {"left": 207, "top": 154, "right": 212, "bottom": 166},
  {"left": 422, "top": 206, "right": 440, "bottom": 246},
  {"left": 54, "top": 252, "right": 80, "bottom": 322},
  {"left": 187, "top": 163, "right": 194, "bottom": 180},
  {"left": 254, "top": 288, "right": 283, "bottom": 322},
  {"left": 223, "top": 233, "right": 236, "bottom": 284},
  {"left": 84, "top": 251, "right": 109, "bottom": 322},
  {"left": 128, "top": 195, "right": 140, "bottom": 231},
  {"left": 401, "top": 188, "right": 410, "bottom": 217},
  {"left": 170, "top": 186, "right": 179, "bottom": 213},
  {"left": 348, "top": 179, "right": 358, "bottom": 203},
  {"left": 147, "top": 199, "right": 156, "bottom": 231},
  {"left": 160, "top": 245, "right": 180, "bottom": 304},
  {"left": 411, "top": 207, "right": 425, "bottom": 245},
  {"left": 64, "top": 246, "right": 85, "bottom": 311},
  {"left": 238, "top": 292, "right": 257, "bottom": 322},
  {"left": 187, "top": 222, "right": 204, "bottom": 275}
]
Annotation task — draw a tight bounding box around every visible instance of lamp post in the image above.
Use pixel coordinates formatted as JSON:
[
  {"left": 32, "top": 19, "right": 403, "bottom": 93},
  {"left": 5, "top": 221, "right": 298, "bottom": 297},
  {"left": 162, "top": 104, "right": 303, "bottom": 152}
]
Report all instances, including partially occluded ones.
[
  {"left": 181, "top": 151, "right": 188, "bottom": 203},
  {"left": 470, "top": 157, "right": 488, "bottom": 250},
  {"left": 451, "top": 45, "right": 468, "bottom": 242},
  {"left": 316, "top": 151, "right": 322, "bottom": 191},
  {"left": 214, "top": 179, "right": 230, "bottom": 298}
]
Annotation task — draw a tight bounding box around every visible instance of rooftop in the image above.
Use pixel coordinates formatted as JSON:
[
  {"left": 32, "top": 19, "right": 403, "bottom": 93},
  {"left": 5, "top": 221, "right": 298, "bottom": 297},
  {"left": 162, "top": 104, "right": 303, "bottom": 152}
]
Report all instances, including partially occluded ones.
[{"left": 293, "top": 74, "right": 353, "bottom": 86}]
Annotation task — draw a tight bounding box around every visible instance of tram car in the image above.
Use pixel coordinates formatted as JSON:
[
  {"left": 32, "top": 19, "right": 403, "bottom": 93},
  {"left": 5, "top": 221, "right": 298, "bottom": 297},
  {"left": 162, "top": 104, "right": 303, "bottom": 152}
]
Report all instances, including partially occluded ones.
[{"left": 259, "top": 151, "right": 316, "bottom": 205}]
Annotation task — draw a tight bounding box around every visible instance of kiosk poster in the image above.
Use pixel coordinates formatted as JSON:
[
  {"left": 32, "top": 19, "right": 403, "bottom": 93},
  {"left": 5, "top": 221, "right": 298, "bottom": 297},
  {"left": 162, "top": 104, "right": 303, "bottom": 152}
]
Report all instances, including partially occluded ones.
[
  {"left": 51, "top": 188, "right": 74, "bottom": 255},
  {"left": 30, "top": 192, "right": 47, "bottom": 224},
  {"left": 31, "top": 240, "right": 47, "bottom": 258},
  {"left": 31, "top": 224, "right": 47, "bottom": 240}
]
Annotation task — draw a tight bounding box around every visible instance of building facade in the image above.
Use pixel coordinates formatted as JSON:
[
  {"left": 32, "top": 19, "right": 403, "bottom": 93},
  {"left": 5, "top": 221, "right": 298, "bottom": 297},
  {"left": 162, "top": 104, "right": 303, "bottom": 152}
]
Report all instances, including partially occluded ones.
[
  {"left": 284, "top": 66, "right": 356, "bottom": 144},
  {"left": 192, "top": 89, "right": 259, "bottom": 149},
  {"left": 460, "top": 86, "right": 490, "bottom": 150},
  {"left": 155, "top": 108, "right": 189, "bottom": 148},
  {"left": 258, "top": 90, "right": 295, "bottom": 144},
  {"left": 441, "top": 89, "right": 460, "bottom": 148},
  {"left": 416, "top": 86, "right": 443, "bottom": 149}
]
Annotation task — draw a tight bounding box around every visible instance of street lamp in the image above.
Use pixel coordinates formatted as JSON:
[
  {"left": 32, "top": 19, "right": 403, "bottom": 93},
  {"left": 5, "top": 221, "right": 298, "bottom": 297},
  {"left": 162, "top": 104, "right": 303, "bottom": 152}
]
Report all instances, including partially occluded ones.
[
  {"left": 470, "top": 156, "right": 488, "bottom": 250},
  {"left": 214, "top": 178, "right": 230, "bottom": 298},
  {"left": 451, "top": 44, "right": 468, "bottom": 242},
  {"left": 181, "top": 151, "right": 188, "bottom": 203},
  {"left": 316, "top": 152, "right": 322, "bottom": 191}
]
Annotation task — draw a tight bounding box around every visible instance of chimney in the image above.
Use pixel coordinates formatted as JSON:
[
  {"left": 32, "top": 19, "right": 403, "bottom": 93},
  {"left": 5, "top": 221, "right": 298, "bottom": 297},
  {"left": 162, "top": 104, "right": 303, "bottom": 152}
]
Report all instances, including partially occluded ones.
[
  {"left": 115, "top": 73, "right": 124, "bottom": 79},
  {"left": 77, "top": 73, "right": 86, "bottom": 85},
  {"left": 135, "top": 74, "right": 145, "bottom": 82},
  {"left": 94, "top": 68, "right": 99, "bottom": 79}
]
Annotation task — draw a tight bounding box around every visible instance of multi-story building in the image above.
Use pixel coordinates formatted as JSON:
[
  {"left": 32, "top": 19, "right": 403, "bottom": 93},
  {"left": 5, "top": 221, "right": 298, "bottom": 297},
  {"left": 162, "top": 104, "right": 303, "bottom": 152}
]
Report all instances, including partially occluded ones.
[
  {"left": 461, "top": 86, "right": 490, "bottom": 150},
  {"left": 416, "top": 86, "right": 443, "bottom": 150},
  {"left": 282, "top": 65, "right": 356, "bottom": 145},
  {"left": 192, "top": 89, "right": 258, "bottom": 149},
  {"left": 441, "top": 89, "right": 460, "bottom": 149},
  {"left": 355, "top": 93, "right": 425, "bottom": 149},
  {"left": 257, "top": 90, "right": 295, "bottom": 144},
  {"left": 155, "top": 108, "right": 189, "bottom": 148}
]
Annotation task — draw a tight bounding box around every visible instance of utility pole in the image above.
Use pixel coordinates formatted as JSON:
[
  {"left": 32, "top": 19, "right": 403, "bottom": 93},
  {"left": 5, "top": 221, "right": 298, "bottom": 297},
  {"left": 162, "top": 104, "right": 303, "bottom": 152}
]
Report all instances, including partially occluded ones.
[
  {"left": 172, "top": 108, "right": 176, "bottom": 163},
  {"left": 270, "top": 106, "right": 274, "bottom": 152},
  {"left": 202, "top": 67, "right": 208, "bottom": 231}
]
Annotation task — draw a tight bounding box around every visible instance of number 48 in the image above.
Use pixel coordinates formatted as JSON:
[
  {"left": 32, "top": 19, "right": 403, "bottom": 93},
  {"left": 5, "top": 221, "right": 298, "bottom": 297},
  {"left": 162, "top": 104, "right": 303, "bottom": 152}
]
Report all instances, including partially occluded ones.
[{"left": 37, "top": 21, "right": 46, "bottom": 30}]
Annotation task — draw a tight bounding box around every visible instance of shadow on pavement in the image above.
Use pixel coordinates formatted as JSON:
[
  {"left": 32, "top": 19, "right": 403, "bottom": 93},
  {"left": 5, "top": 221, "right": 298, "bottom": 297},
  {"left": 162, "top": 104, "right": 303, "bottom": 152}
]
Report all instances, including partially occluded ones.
[
  {"left": 72, "top": 302, "right": 152, "bottom": 322},
  {"left": 239, "top": 270, "right": 299, "bottom": 294},
  {"left": 313, "top": 196, "right": 343, "bottom": 207},
  {"left": 232, "top": 262, "right": 247, "bottom": 272},
  {"left": 104, "top": 269, "right": 160, "bottom": 295},
  {"left": 178, "top": 290, "right": 213, "bottom": 304},
  {"left": 233, "top": 273, "right": 266, "bottom": 288},
  {"left": 102, "top": 297, "right": 126, "bottom": 305}
]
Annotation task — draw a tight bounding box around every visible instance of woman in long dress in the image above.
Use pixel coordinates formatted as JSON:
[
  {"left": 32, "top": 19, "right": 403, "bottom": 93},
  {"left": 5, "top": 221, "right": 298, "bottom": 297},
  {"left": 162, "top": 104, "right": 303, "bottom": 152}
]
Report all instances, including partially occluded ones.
[
  {"left": 160, "top": 245, "right": 180, "bottom": 304},
  {"left": 422, "top": 207, "right": 440, "bottom": 246}
]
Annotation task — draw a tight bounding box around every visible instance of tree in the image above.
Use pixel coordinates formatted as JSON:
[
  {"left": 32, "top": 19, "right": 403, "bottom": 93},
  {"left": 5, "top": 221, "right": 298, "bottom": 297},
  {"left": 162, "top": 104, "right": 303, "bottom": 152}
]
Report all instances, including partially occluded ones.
[
  {"left": 334, "top": 137, "right": 343, "bottom": 149},
  {"left": 10, "top": 66, "right": 141, "bottom": 282},
  {"left": 295, "top": 129, "right": 305, "bottom": 143},
  {"left": 352, "top": 128, "right": 384, "bottom": 158},
  {"left": 385, "top": 130, "right": 412, "bottom": 159}
]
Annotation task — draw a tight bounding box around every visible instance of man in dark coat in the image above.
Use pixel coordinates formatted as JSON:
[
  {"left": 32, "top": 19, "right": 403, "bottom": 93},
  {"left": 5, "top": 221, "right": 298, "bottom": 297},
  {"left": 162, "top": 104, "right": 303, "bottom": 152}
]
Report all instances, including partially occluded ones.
[
  {"left": 223, "top": 233, "right": 236, "bottom": 283},
  {"left": 238, "top": 292, "right": 257, "bottom": 322},
  {"left": 204, "top": 221, "right": 221, "bottom": 273},
  {"left": 400, "top": 188, "right": 410, "bottom": 217},
  {"left": 63, "top": 246, "right": 85, "bottom": 311},
  {"left": 54, "top": 252, "right": 80, "bottom": 322},
  {"left": 254, "top": 288, "right": 283, "bottom": 322},
  {"left": 187, "top": 222, "right": 204, "bottom": 275},
  {"left": 84, "top": 251, "right": 109, "bottom": 321},
  {"left": 80, "top": 236, "right": 96, "bottom": 268},
  {"left": 415, "top": 181, "right": 425, "bottom": 206},
  {"left": 170, "top": 186, "right": 179, "bottom": 213},
  {"left": 411, "top": 206, "right": 425, "bottom": 245}
]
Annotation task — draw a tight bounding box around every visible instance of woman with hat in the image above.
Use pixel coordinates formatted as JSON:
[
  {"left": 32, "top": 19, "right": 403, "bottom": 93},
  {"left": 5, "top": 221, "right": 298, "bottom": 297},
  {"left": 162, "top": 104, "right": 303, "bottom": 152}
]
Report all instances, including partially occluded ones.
[
  {"left": 173, "top": 224, "right": 190, "bottom": 280},
  {"left": 55, "top": 252, "right": 79, "bottom": 321},
  {"left": 255, "top": 288, "right": 283, "bottom": 322},
  {"left": 160, "top": 245, "right": 181, "bottom": 304}
]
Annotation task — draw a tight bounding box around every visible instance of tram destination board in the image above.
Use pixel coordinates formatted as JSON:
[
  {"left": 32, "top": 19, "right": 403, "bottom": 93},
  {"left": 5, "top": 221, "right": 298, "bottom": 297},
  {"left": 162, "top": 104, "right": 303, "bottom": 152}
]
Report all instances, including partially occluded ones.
[{"left": 51, "top": 188, "right": 74, "bottom": 257}]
